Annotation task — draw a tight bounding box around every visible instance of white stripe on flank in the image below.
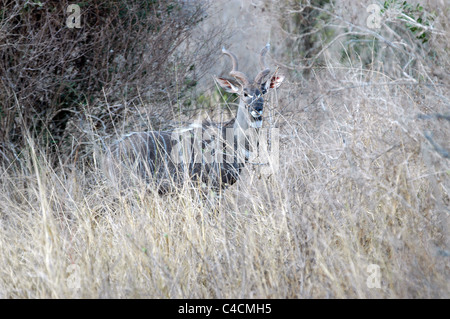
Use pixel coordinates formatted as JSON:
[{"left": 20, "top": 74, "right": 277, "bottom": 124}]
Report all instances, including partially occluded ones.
[{"left": 250, "top": 121, "right": 262, "bottom": 128}]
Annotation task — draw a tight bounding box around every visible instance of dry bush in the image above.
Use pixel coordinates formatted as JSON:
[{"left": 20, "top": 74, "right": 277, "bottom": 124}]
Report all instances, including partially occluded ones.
[
  {"left": 0, "top": 0, "right": 211, "bottom": 164},
  {"left": 0, "top": 0, "right": 448, "bottom": 298}
]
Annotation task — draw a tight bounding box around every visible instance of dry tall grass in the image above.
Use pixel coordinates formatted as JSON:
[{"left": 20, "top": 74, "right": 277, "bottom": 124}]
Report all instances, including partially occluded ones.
[{"left": 0, "top": 0, "right": 448, "bottom": 298}]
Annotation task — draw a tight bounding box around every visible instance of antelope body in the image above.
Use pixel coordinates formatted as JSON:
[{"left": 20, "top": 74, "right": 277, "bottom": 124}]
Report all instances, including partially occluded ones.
[{"left": 105, "top": 44, "right": 284, "bottom": 193}]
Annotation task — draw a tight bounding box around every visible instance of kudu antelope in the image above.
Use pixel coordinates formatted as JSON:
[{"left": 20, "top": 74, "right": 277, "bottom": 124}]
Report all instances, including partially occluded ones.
[{"left": 105, "top": 44, "right": 284, "bottom": 193}]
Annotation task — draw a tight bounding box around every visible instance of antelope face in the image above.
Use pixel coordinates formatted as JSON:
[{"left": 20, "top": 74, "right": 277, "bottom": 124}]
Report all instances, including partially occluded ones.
[
  {"left": 216, "top": 44, "right": 284, "bottom": 130},
  {"left": 216, "top": 75, "right": 284, "bottom": 129},
  {"left": 242, "top": 85, "right": 266, "bottom": 128}
]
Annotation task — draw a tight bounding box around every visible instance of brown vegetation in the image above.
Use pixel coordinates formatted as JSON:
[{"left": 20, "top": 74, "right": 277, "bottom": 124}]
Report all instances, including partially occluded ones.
[{"left": 0, "top": 0, "right": 448, "bottom": 298}]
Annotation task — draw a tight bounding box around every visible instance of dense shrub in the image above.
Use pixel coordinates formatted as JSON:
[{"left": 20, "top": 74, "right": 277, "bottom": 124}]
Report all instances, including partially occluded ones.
[{"left": 0, "top": 0, "right": 206, "bottom": 163}]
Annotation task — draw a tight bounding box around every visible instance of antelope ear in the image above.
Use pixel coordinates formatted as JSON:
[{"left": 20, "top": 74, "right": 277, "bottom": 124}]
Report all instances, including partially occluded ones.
[
  {"left": 216, "top": 77, "right": 240, "bottom": 93},
  {"left": 268, "top": 74, "right": 285, "bottom": 89}
]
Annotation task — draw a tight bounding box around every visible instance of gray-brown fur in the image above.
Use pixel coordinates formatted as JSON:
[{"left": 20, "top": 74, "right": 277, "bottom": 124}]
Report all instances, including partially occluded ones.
[{"left": 106, "top": 122, "right": 243, "bottom": 193}]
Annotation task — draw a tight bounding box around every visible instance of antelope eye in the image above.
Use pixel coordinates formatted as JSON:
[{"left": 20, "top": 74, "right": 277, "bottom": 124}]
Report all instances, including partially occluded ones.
[{"left": 243, "top": 92, "right": 248, "bottom": 97}]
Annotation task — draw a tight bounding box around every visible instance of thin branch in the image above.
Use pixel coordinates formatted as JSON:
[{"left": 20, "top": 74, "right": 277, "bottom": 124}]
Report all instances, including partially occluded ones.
[{"left": 423, "top": 131, "right": 449, "bottom": 159}]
